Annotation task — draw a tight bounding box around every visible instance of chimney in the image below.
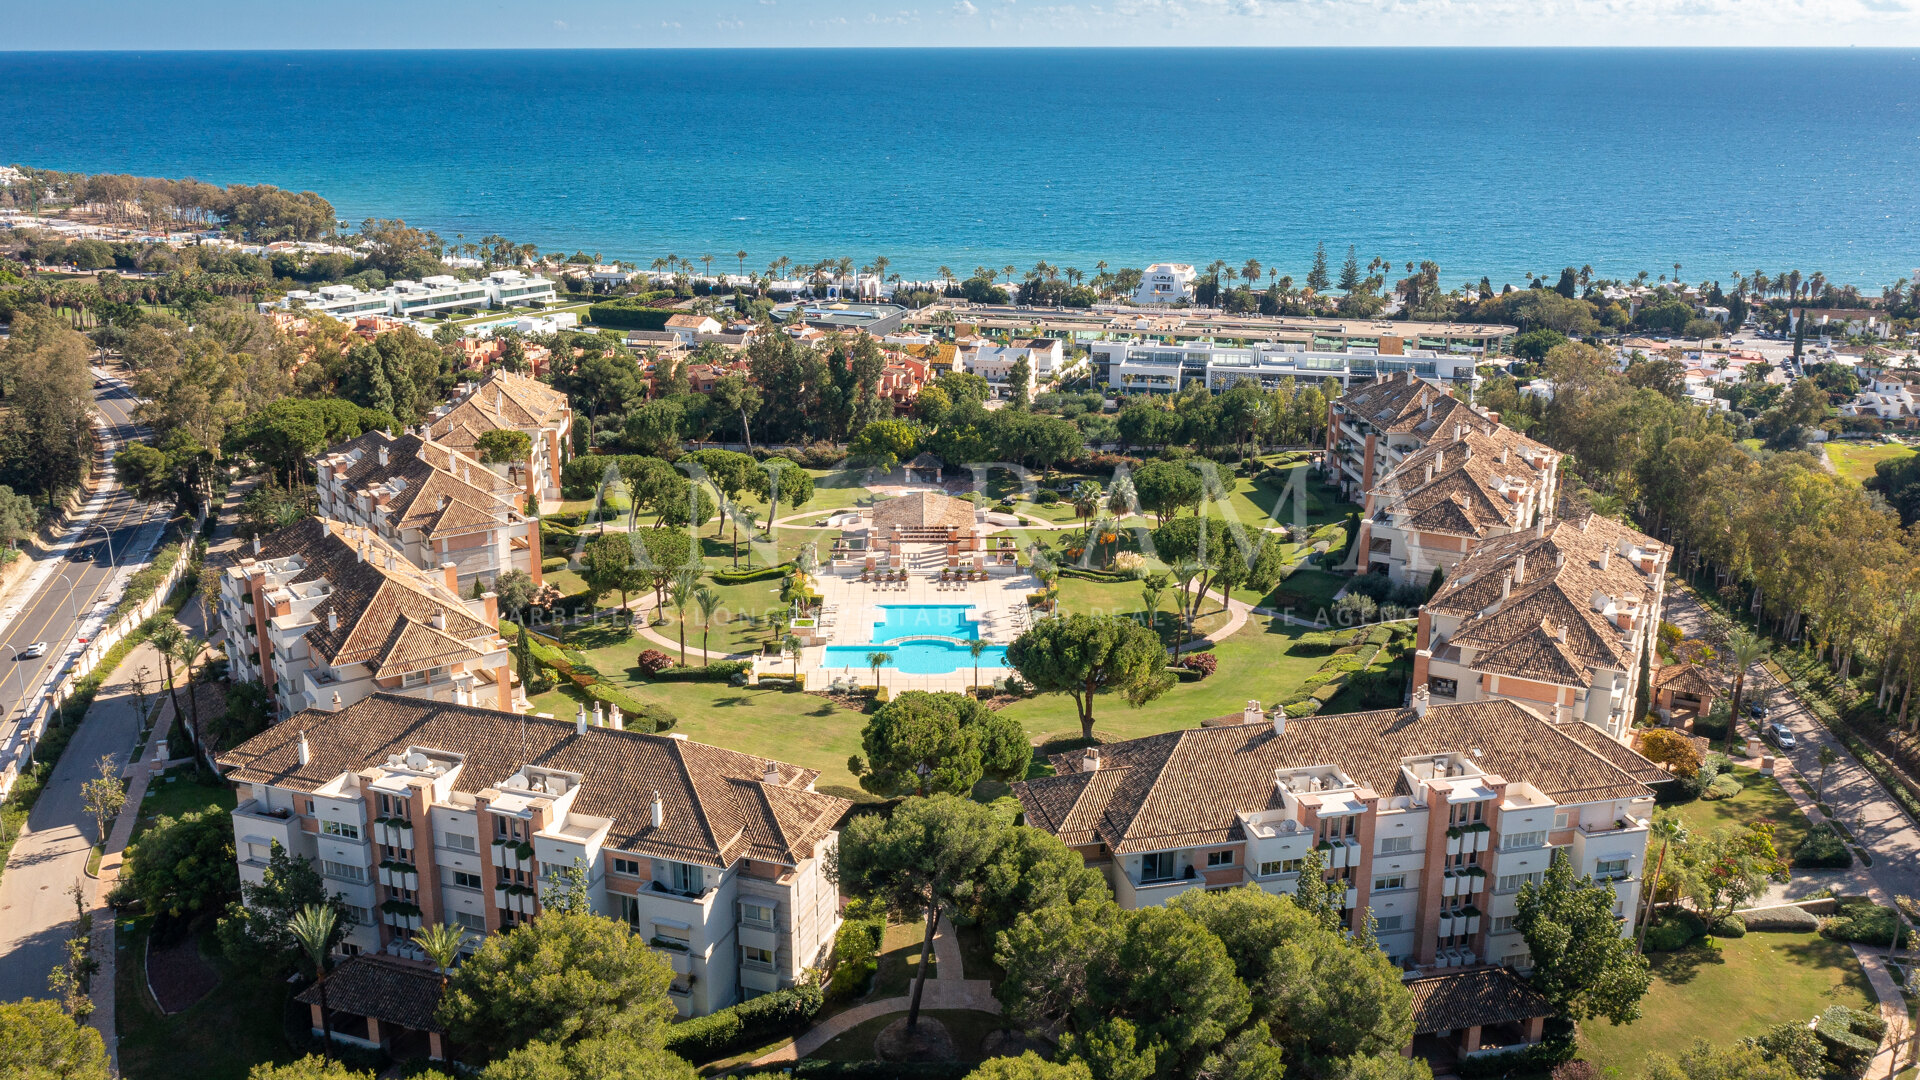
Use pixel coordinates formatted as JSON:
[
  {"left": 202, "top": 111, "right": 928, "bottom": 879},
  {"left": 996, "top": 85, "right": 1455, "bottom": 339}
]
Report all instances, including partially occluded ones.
[
  {"left": 1600, "top": 547, "right": 1611, "bottom": 571},
  {"left": 650, "top": 791, "right": 664, "bottom": 828},
  {"left": 1501, "top": 571, "right": 1512, "bottom": 600},
  {"left": 252, "top": 535, "right": 262, "bottom": 555},
  {"left": 1536, "top": 518, "right": 1547, "bottom": 539},
  {"left": 611, "top": 706, "right": 624, "bottom": 730},
  {"left": 1243, "top": 699, "right": 1264, "bottom": 726},
  {"left": 1486, "top": 410, "right": 1501, "bottom": 425},
  {"left": 763, "top": 761, "right": 781, "bottom": 785},
  {"left": 377, "top": 445, "right": 389, "bottom": 467},
  {"left": 356, "top": 541, "right": 365, "bottom": 563},
  {"left": 1554, "top": 621, "right": 1568, "bottom": 644},
  {"left": 327, "top": 611, "right": 338, "bottom": 633},
  {"left": 331, "top": 691, "right": 342, "bottom": 708},
  {"left": 1499, "top": 444, "right": 1509, "bottom": 464},
  {"left": 576, "top": 704, "right": 588, "bottom": 734},
  {"left": 1512, "top": 553, "right": 1526, "bottom": 584},
  {"left": 1412, "top": 685, "right": 1431, "bottom": 718},
  {"left": 432, "top": 609, "right": 447, "bottom": 631},
  {"left": 442, "top": 562, "right": 459, "bottom": 593},
  {"left": 1081, "top": 747, "right": 1102, "bottom": 773},
  {"left": 1271, "top": 708, "right": 1287, "bottom": 738},
  {"left": 297, "top": 733, "right": 311, "bottom": 766}
]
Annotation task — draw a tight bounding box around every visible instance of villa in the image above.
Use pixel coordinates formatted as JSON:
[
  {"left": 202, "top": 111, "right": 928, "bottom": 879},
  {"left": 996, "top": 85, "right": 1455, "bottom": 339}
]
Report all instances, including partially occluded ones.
[
  {"left": 1357, "top": 421, "right": 1561, "bottom": 587},
  {"left": 1133, "top": 263, "right": 1197, "bottom": 305},
  {"left": 1016, "top": 695, "right": 1659, "bottom": 981},
  {"left": 265, "top": 269, "right": 557, "bottom": 321},
  {"left": 216, "top": 694, "right": 849, "bottom": 1033},
  {"left": 421, "top": 369, "right": 573, "bottom": 511}
]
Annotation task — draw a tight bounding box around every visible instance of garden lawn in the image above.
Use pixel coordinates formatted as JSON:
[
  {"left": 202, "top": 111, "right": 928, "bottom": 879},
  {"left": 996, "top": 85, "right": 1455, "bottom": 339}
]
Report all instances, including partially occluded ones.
[
  {"left": 1053, "top": 575, "right": 1231, "bottom": 645},
  {"left": 1577, "top": 931, "right": 1873, "bottom": 1077},
  {"left": 1201, "top": 462, "right": 1358, "bottom": 530},
  {"left": 1824, "top": 440, "right": 1915, "bottom": 484},
  {"left": 1253, "top": 567, "right": 1348, "bottom": 619},
  {"left": 998, "top": 615, "right": 1324, "bottom": 746},
  {"left": 133, "top": 768, "right": 236, "bottom": 844},
  {"left": 1668, "top": 765, "right": 1811, "bottom": 855},
  {"left": 808, "top": 1009, "right": 1003, "bottom": 1062},
  {"left": 117, "top": 917, "right": 298, "bottom": 1080}
]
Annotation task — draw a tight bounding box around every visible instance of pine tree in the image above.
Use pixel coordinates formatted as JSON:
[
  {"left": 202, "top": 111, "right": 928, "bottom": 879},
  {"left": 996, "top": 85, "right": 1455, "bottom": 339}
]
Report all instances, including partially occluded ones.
[
  {"left": 1338, "top": 246, "right": 1361, "bottom": 293},
  {"left": 1306, "top": 243, "right": 1330, "bottom": 293}
]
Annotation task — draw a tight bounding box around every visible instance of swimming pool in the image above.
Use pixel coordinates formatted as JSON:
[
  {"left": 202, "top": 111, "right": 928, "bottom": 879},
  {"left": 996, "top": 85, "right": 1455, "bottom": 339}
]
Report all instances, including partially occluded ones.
[
  {"left": 870, "top": 604, "right": 981, "bottom": 643},
  {"left": 823, "top": 604, "right": 1004, "bottom": 674},
  {"left": 824, "top": 640, "right": 1009, "bottom": 674}
]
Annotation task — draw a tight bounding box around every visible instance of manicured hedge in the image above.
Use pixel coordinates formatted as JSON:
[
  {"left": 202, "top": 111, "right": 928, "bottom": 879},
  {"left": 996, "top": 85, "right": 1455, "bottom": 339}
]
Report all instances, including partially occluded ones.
[
  {"left": 1741, "top": 905, "right": 1821, "bottom": 932},
  {"left": 1642, "top": 907, "right": 1705, "bottom": 952},
  {"left": 651, "top": 660, "right": 753, "bottom": 682},
  {"left": 1708, "top": 914, "right": 1746, "bottom": 937},
  {"left": 1793, "top": 823, "right": 1854, "bottom": 869},
  {"left": 1454, "top": 1018, "right": 1576, "bottom": 1077},
  {"left": 1058, "top": 566, "right": 1136, "bottom": 583},
  {"left": 662, "top": 983, "right": 824, "bottom": 1062},
  {"left": 710, "top": 564, "right": 793, "bottom": 585},
  {"left": 1814, "top": 1005, "right": 1884, "bottom": 1076},
  {"left": 585, "top": 301, "right": 675, "bottom": 330},
  {"left": 1822, "top": 898, "right": 1911, "bottom": 946}
]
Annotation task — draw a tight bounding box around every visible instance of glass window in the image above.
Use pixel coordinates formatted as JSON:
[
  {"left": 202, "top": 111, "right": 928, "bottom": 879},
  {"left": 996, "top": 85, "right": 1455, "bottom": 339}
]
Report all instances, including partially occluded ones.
[
  {"left": 742, "top": 946, "right": 774, "bottom": 970},
  {"left": 1502, "top": 830, "right": 1547, "bottom": 850},
  {"left": 321, "top": 860, "right": 365, "bottom": 882},
  {"left": 440, "top": 832, "right": 477, "bottom": 853},
  {"left": 321, "top": 820, "right": 360, "bottom": 841},
  {"left": 1492, "top": 915, "right": 1517, "bottom": 933},
  {"left": 452, "top": 911, "right": 488, "bottom": 933},
  {"left": 1553, "top": 810, "right": 1570, "bottom": 830},
  {"left": 1373, "top": 874, "right": 1406, "bottom": 892},
  {"left": 619, "top": 895, "right": 641, "bottom": 931},
  {"left": 1205, "top": 850, "right": 1234, "bottom": 867},
  {"left": 1141, "top": 852, "right": 1177, "bottom": 882},
  {"left": 610, "top": 856, "right": 642, "bottom": 877},
  {"left": 740, "top": 901, "right": 775, "bottom": 926},
  {"left": 445, "top": 869, "right": 484, "bottom": 891},
  {"left": 343, "top": 905, "right": 370, "bottom": 925},
  {"left": 1378, "top": 836, "right": 1413, "bottom": 854},
  {"left": 1594, "top": 858, "right": 1630, "bottom": 881},
  {"left": 1498, "top": 871, "right": 1545, "bottom": 892},
  {"left": 1375, "top": 915, "right": 1404, "bottom": 932}
]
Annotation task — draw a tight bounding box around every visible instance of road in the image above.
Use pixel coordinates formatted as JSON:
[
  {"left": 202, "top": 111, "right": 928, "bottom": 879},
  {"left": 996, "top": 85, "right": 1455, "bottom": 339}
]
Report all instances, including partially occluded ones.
[
  {"left": 0, "top": 373, "right": 168, "bottom": 729},
  {"left": 0, "top": 369, "right": 171, "bottom": 1003}
]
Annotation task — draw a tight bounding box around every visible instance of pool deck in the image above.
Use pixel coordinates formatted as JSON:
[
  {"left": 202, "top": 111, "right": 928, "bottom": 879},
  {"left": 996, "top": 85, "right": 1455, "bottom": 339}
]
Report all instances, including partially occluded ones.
[{"left": 793, "top": 564, "right": 1035, "bottom": 693}]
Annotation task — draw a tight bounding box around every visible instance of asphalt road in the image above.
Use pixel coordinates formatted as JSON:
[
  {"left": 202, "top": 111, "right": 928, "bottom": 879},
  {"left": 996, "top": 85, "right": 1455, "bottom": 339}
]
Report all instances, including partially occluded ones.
[{"left": 0, "top": 374, "right": 167, "bottom": 730}]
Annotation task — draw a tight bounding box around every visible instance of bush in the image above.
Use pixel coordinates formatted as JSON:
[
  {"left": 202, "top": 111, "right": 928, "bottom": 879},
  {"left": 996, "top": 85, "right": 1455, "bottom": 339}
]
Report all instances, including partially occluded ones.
[
  {"left": 1290, "top": 633, "right": 1338, "bottom": 657},
  {"left": 1702, "top": 772, "right": 1745, "bottom": 800},
  {"left": 827, "top": 900, "right": 885, "bottom": 1001},
  {"left": 1035, "top": 490, "right": 1060, "bottom": 505},
  {"left": 1642, "top": 907, "right": 1706, "bottom": 952},
  {"left": 651, "top": 660, "right": 753, "bottom": 682},
  {"left": 1741, "top": 905, "right": 1822, "bottom": 932},
  {"left": 637, "top": 649, "right": 674, "bottom": 675},
  {"left": 585, "top": 300, "right": 674, "bottom": 330},
  {"left": 1708, "top": 914, "right": 1746, "bottom": 937},
  {"left": 1793, "top": 823, "right": 1855, "bottom": 869},
  {"left": 663, "top": 982, "right": 825, "bottom": 1062},
  {"left": 1550, "top": 1065, "right": 1599, "bottom": 1080},
  {"left": 1176, "top": 653, "right": 1217, "bottom": 679},
  {"left": 1455, "top": 1019, "right": 1576, "bottom": 1077},
  {"left": 540, "top": 556, "right": 569, "bottom": 573},
  {"left": 1822, "top": 899, "right": 1911, "bottom": 946},
  {"left": 1813, "top": 1005, "right": 1883, "bottom": 1076},
  {"left": 710, "top": 564, "right": 792, "bottom": 585}
]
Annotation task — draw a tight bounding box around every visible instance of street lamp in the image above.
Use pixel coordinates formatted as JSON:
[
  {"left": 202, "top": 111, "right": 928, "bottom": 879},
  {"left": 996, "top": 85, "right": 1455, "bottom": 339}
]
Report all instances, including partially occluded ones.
[{"left": 78, "top": 522, "right": 117, "bottom": 569}]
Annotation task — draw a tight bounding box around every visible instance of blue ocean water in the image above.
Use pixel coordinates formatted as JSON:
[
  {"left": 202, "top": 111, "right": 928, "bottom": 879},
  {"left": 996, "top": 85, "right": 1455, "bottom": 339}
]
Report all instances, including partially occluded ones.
[{"left": 2, "top": 48, "right": 1918, "bottom": 286}]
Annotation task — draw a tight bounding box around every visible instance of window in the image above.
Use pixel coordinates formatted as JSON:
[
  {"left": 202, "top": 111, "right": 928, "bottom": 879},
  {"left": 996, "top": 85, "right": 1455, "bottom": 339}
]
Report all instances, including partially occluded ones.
[
  {"left": 445, "top": 869, "right": 484, "bottom": 891},
  {"left": 742, "top": 946, "right": 775, "bottom": 971},
  {"left": 1373, "top": 874, "right": 1407, "bottom": 892},
  {"left": 1377, "top": 835, "right": 1413, "bottom": 855},
  {"left": 321, "top": 820, "right": 360, "bottom": 841},
  {"left": 1375, "top": 915, "right": 1404, "bottom": 932},
  {"left": 1141, "top": 852, "right": 1177, "bottom": 883},
  {"left": 305, "top": 799, "right": 316, "bottom": 815},
  {"left": 343, "top": 905, "right": 371, "bottom": 926},
  {"left": 1205, "top": 850, "right": 1235, "bottom": 867},
  {"left": 1492, "top": 915, "right": 1518, "bottom": 933},
  {"left": 321, "top": 860, "right": 366, "bottom": 883},
  {"left": 1498, "top": 871, "right": 1545, "bottom": 892},
  {"left": 1593, "top": 858, "right": 1631, "bottom": 881},
  {"left": 452, "top": 911, "right": 488, "bottom": 933},
  {"left": 1502, "top": 830, "right": 1547, "bottom": 850},
  {"left": 1502, "top": 951, "right": 1532, "bottom": 970},
  {"left": 619, "top": 896, "right": 641, "bottom": 931},
  {"left": 1553, "top": 810, "right": 1570, "bottom": 830},
  {"left": 1428, "top": 676, "right": 1459, "bottom": 698},
  {"left": 610, "top": 857, "right": 642, "bottom": 877},
  {"left": 1259, "top": 859, "right": 1302, "bottom": 877},
  {"left": 740, "top": 901, "right": 775, "bottom": 927},
  {"left": 668, "top": 863, "right": 697, "bottom": 895},
  {"left": 440, "top": 832, "right": 477, "bottom": 853}
]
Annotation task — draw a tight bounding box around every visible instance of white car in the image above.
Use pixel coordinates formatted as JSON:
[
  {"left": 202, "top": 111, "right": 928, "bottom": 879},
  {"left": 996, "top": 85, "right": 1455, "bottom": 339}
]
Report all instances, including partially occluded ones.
[{"left": 18, "top": 641, "right": 47, "bottom": 659}]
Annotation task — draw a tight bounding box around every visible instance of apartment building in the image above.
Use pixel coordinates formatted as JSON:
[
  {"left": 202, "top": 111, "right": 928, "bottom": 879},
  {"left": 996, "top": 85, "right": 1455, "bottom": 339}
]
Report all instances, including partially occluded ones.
[
  {"left": 1015, "top": 696, "right": 1659, "bottom": 975},
  {"left": 217, "top": 694, "right": 849, "bottom": 1017},
  {"left": 964, "top": 339, "right": 1057, "bottom": 398},
  {"left": 1133, "top": 263, "right": 1196, "bottom": 305},
  {"left": 314, "top": 429, "right": 543, "bottom": 594},
  {"left": 1414, "top": 511, "right": 1671, "bottom": 741},
  {"left": 422, "top": 369, "right": 572, "bottom": 509},
  {"left": 1325, "top": 371, "right": 1497, "bottom": 503},
  {"left": 219, "top": 517, "right": 521, "bottom": 721},
  {"left": 1097, "top": 341, "right": 1480, "bottom": 395},
  {"left": 268, "top": 270, "right": 557, "bottom": 321},
  {"left": 1358, "top": 422, "right": 1561, "bottom": 587}
]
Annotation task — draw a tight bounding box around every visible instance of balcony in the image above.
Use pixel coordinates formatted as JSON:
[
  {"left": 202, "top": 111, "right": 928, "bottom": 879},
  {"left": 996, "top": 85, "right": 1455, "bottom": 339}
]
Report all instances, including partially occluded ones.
[{"left": 648, "top": 880, "right": 715, "bottom": 903}]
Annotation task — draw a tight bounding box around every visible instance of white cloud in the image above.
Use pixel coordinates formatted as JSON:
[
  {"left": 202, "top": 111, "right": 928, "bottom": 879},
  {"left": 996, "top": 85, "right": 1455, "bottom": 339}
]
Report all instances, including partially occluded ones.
[
  {"left": 660, "top": 19, "right": 681, "bottom": 27},
  {"left": 717, "top": 15, "right": 745, "bottom": 27},
  {"left": 551, "top": 18, "right": 569, "bottom": 29},
  {"left": 954, "top": 0, "right": 979, "bottom": 13}
]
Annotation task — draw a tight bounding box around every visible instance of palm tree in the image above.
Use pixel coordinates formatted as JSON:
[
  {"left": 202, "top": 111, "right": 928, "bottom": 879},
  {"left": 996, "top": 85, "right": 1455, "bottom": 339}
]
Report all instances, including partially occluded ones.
[
  {"left": 148, "top": 621, "right": 187, "bottom": 740},
  {"left": 416, "top": 922, "right": 466, "bottom": 988},
  {"left": 1725, "top": 628, "right": 1771, "bottom": 746},
  {"left": 670, "top": 570, "right": 698, "bottom": 666},
  {"left": 784, "top": 633, "right": 804, "bottom": 678},
  {"left": 1634, "top": 814, "right": 1687, "bottom": 954},
  {"left": 867, "top": 650, "right": 890, "bottom": 691},
  {"left": 289, "top": 904, "right": 340, "bottom": 1059},
  {"left": 693, "top": 586, "right": 721, "bottom": 662},
  {"left": 1141, "top": 575, "right": 1167, "bottom": 635},
  {"left": 736, "top": 507, "right": 759, "bottom": 569},
  {"left": 969, "top": 639, "right": 988, "bottom": 692},
  {"left": 1071, "top": 480, "right": 1103, "bottom": 522},
  {"left": 735, "top": 250, "right": 748, "bottom": 278}
]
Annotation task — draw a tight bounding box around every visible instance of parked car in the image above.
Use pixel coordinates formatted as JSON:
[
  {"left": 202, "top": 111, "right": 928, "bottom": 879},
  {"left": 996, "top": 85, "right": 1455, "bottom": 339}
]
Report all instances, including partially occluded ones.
[
  {"left": 1767, "top": 723, "right": 1796, "bottom": 750},
  {"left": 18, "top": 641, "right": 47, "bottom": 659},
  {"left": 1746, "top": 701, "right": 1768, "bottom": 719}
]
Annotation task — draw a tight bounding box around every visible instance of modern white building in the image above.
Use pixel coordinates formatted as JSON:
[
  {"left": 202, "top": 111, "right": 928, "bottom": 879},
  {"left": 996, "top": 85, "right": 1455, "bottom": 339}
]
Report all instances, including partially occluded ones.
[
  {"left": 1098, "top": 340, "right": 1481, "bottom": 395},
  {"left": 268, "top": 270, "right": 557, "bottom": 320},
  {"left": 217, "top": 694, "right": 849, "bottom": 1018},
  {"left": 1133, "top": 263, "right": 1196, "bottom": 305},
  {"left": 965, "top": 338, "right": 1061, "bottom": 398}
]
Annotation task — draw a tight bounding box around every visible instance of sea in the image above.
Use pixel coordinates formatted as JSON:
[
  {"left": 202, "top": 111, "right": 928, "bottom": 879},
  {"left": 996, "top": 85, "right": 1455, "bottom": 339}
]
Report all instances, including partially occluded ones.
[{"left": 2, "top": 48, "right": 1918, "bottom": 288}]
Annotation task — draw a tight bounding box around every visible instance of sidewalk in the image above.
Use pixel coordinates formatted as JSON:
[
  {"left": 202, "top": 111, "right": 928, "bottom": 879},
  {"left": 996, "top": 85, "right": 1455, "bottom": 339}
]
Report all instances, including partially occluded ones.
[{"left": 751, "top": 913, "right": 999, "bottom": 1065}]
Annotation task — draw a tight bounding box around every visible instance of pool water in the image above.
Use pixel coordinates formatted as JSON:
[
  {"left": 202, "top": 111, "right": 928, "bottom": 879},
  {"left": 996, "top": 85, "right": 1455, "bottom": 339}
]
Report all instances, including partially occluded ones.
[
  {"left": 823, "top": 604, "right": 1004, "bottom": 674},
  {"left": 824, "top": 640, "right": 1009, "bottom": 674}
]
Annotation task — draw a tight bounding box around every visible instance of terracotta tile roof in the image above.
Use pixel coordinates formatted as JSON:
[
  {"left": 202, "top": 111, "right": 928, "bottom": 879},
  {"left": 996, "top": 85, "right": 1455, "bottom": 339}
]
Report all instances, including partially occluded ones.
[
  {"left": 1014, "top": 700, "right": 1653, "bottom": 856},
  {"left": 1553, "top": 722, "right": 1670, "bottom": 785},
  {"left": 1651, "top": 662, "right": 1719, "bottom": 699},
  {"left": 217, "top": 693, "right": 849, "bottom": 868},
  {"left": 1339, "top": 371, "right": 1495, "bottom": 440},
  {"left": 1427, "top": 512, "right": 1668, "bottom": 683},
  {"left": 871, "top": 491, "right": 975, "bottom": 530},
  {"left": 1373, "top": 425, "right": 1558, "bottom": 538},
  {"left": 294, "top": 955, "right": 444, "bottom": 1032},
  {"left": 325, "top": 431, "right": 522, "bottom": 540},
  {"left": 1407, "top": 967, "right": 1553, "bottom": 1035},
  {"left": 369, "top": 619, "right": 486, "bottom": 677},
  {"left": 248, "top": 518, "right": 495, "bottom": 670},
  {"left": 426, "top": 369, "right": 568, "bottom": 450}
]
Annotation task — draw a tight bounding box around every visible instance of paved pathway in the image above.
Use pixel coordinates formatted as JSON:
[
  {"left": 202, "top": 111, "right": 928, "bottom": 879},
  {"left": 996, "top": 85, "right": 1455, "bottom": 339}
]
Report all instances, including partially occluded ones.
[
  {"left": 751, "top": 913, "right": 999, "bottom": 1065},
  {"left": 1666, "top": 584, "right": 1920, "bottom": 1077}
]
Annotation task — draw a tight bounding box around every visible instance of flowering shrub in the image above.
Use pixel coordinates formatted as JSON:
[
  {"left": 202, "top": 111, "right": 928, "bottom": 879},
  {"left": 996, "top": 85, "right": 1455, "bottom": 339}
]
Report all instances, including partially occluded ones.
[
  {"left": 1178, "top": 653, "right": 1218, "bottom": 678},
  {"left": 638, "top": 649, "right": 674, "bottom": 675}
]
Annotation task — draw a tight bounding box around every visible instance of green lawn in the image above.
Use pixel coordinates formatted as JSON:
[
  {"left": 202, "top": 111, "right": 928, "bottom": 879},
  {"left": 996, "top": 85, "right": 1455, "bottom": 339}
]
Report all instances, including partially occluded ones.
[
  {"left": 1668, "top": 765, "right": 1811, "bottom": 855},
  {"left": 134, "top": 768, "right": 236, "bottom": 843},
  {"left": 1578, "top": 932, "right": 1874, "bottom": 1077},
  {"left": 1824, "top": 440, "right": 1915, "bottom": 484},
  {"left": 1200, "top": 463, "right": 1357, "bottom": 531},
  {"left": 1253, "top": 567, "right": 1348, "bottom": 618},
  {"left": 117, "top": 918, "right": 298, "bottom": 1080},
  {"left": 809, "top": 1009, "right": 1004, "bottom": 1063}
]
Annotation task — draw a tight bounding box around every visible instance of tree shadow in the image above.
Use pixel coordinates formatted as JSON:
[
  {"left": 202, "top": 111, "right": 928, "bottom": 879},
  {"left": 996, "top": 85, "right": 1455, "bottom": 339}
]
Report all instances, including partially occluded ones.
[{"left": 1649, "top": 942, "right": 1727, "bottom": 986}]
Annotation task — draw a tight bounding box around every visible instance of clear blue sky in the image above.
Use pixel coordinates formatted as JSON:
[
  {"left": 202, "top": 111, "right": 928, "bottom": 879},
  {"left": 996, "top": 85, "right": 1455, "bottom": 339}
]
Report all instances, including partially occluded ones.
[{"left": 5, "top": 0, "right": 1916, "bottom": 49}]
